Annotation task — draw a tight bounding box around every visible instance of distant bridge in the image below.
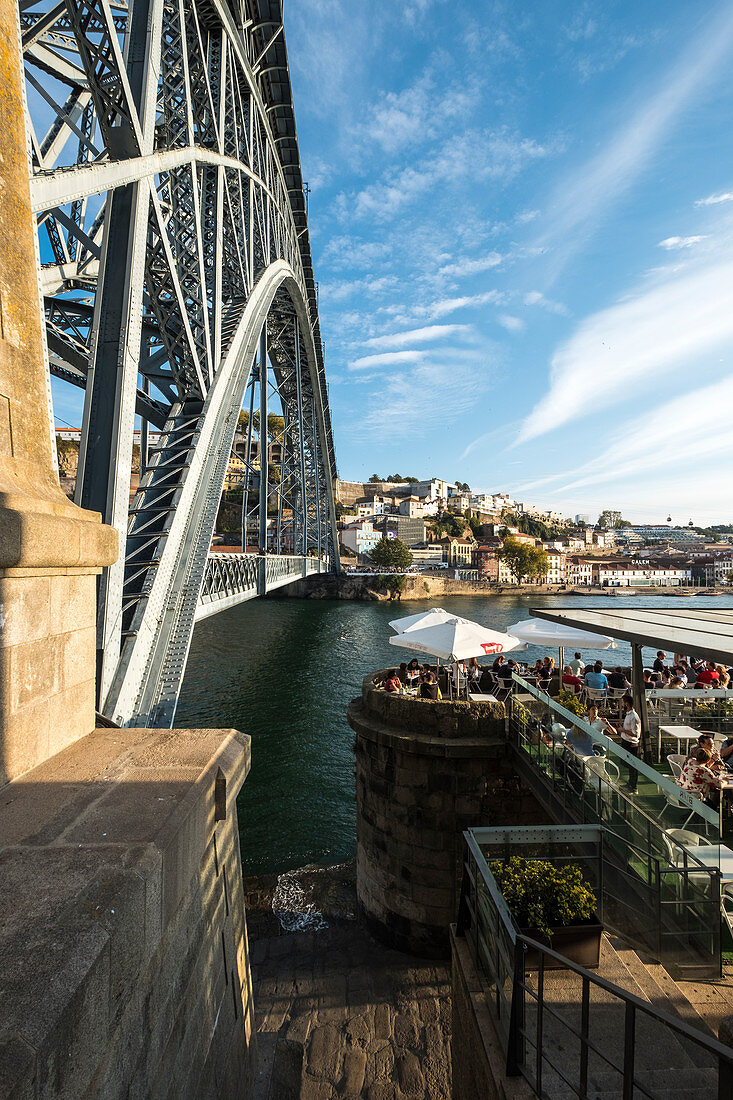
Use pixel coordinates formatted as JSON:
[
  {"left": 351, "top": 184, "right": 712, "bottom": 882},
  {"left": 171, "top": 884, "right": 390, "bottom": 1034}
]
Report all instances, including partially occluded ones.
[{"left": 22, "top": 0, "right": 339, "bottom": 726}]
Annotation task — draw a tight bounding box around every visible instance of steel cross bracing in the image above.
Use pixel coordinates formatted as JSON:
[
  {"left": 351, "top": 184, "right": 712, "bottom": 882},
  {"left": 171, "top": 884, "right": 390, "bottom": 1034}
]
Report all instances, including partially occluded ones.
[{"left": 21, "top": 0, "right": 339, "bottom": 727}]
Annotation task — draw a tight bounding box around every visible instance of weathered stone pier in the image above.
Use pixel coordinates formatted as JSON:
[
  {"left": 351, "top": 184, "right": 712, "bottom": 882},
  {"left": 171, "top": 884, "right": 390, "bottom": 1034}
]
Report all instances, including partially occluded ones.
[{"left": 348, "top": 672, "right": 546, "bottom": 957}]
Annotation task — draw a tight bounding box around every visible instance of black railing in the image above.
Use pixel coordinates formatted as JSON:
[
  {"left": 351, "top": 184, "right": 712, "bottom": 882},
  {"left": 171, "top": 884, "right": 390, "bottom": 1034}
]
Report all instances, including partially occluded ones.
[{"left": 458, "top": 827, "right": 733, "bottom": 1098}]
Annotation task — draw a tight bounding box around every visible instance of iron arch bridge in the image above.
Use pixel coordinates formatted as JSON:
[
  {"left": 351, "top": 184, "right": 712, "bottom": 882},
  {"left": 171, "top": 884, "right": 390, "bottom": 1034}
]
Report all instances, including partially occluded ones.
[{"left": 22, "top": 0, "right": 340, "bottom": 727}]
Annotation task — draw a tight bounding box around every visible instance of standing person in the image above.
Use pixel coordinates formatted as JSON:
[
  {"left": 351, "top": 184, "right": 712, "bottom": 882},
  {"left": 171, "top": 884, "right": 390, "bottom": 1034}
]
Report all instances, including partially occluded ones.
[
  {"left": 653, "top": 651, "right": 667, "bottom": 674},
  {"left": 568, "top": 652, "right": 585, "bottom": 676},
  {"left": 406, "top": 658, "right": 420, "bottom": 687},
  {"left": 467, "top": 656, "right": 481, "bottom": 686},
  {"left": 619, "top": 693, "right": 641, "bottom": 793}
]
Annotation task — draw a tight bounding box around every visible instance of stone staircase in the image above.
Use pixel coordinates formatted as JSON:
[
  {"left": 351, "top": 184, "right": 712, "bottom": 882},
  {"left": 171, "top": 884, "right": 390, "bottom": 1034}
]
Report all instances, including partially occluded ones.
[{"left": 520, "top": 932, "right": 721, "bottom": 1099}]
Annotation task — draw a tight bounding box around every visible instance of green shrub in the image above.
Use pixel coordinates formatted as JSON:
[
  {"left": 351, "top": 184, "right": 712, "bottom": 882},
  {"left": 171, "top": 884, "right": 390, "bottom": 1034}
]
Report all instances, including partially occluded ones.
[
  {"left": 556, "top": 688, "right": 585, "bottom": 717},
  {"left": 490, "top": 857, "right": 596, "bottom": 941}
]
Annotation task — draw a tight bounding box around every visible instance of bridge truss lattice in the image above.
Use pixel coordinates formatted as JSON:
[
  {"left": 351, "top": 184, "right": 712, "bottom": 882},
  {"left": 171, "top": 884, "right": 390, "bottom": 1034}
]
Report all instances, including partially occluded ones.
[{"left": 21, "top": 0, "right": 339, "bottom": 726}]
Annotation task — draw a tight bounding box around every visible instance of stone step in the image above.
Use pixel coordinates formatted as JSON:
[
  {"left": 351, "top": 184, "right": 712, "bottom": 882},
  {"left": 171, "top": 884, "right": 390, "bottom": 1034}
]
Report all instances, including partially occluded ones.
[
  {"left": 519, "top": 933, "right": 705, "bottom": 1086},
  {"left": 543, "top": 1063, "right": 717, "bottom": 1099},
  {"left": 607, "top": 934, "right": 713, "bottom": 1032}
]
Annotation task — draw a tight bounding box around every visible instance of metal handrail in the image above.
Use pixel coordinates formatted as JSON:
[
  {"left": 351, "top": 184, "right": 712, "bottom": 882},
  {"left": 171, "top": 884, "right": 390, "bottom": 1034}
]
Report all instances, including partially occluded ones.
[
  {"left": 460, "top": 831, "right": 733, "bottom": 1097},
  {"left": 510, "top": 933, "right": 733, "bottom": 1097},
  {"left": 511, "top": 672, "right": 719, "bottom": 828}
]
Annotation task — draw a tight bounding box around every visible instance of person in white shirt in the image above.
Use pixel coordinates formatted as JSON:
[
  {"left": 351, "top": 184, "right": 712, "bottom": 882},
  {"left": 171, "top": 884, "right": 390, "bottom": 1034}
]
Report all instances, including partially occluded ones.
[
  {"left": 568, "top": 652, "right": 585, "bottom": 676},
  {"left": 619, "top": 693, "right": 641, "bottom": 793}
]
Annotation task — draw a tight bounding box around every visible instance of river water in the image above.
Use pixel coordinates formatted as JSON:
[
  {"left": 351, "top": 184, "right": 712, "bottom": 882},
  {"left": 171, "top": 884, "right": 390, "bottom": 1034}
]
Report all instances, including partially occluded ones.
[{"left": 175, "top": 592, "right": 733, "bottom": 876}]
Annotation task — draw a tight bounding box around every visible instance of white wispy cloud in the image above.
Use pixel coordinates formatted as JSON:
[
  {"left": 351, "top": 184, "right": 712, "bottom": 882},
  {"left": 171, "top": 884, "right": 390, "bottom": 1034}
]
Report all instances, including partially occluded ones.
[
  {"left": 498, "top": 314, "right": 524, "bottom": 333},
  {"left": 348, "top": 349, "right": 427, "bottom": 372},
  {"left": 352, "top": 358, "right": 488, "bottom": 440},
  {"left": 535, "top": 5, "right": 733, "bottom": 280},
  {"left": 365, "top": 324, "right": 469, "bottom": 350},
  {"left": 361, "top": 71, "right": 473, "bottom": 155},
  {"left": 524, "top": 290, "right": 570, "bottom": 316},
  {"left": 658, "top": 235, "right": 707, "bottom": 250},
  {"left": 426, "top": 290, "right": 505, "bottom": 320},
  {"left": 558, "top": 375, "right": 733, "bottom": 492},
  {"left": 439, "top": 252, "right": 503, "bottom": 277},
  {"left": 695, "top": 190, "right": 733, "bottom": 206},
  {"left": 518, "top": 255, "right": 733, "bottom": 442},
  {"left": 351, "top": 128, "right": 553, "bottom": 221}
]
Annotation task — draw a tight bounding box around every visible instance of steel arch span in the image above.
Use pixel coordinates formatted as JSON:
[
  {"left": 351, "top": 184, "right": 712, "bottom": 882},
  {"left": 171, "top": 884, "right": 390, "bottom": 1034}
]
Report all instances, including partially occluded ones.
[{"left": 21, "top": 0, "right": 339, "bottom": 726}]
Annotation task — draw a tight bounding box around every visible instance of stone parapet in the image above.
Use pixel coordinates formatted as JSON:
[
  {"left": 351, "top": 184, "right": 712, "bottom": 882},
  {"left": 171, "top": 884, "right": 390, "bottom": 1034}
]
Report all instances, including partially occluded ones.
[{"left": 0, "top": 725, "right": 256, "bottom": 1099}]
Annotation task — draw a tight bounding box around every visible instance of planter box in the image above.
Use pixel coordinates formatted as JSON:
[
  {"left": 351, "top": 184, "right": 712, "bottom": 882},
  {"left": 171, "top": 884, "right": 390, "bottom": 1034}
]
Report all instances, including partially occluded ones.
[{"left": 520, "top": 915, "right": 602, "bottom": 971}]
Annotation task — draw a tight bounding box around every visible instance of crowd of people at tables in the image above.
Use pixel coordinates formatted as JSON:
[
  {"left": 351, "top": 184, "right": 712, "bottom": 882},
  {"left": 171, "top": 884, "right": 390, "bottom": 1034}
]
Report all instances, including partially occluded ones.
[{"left": 381, "top": 647, "right": 733, "bottom": 807}]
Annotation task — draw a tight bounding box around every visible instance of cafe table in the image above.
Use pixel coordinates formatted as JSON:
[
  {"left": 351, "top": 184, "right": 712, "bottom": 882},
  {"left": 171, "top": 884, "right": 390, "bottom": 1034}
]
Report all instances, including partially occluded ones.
[
  {"left": 658, "top": 724, "right": 701, "bottom": 761},
  {"left": 682, "top": 842, "right": 733, "bottom": 882},
  {"left": 468, "top": 692, "right": 498, "bottom": 703}
]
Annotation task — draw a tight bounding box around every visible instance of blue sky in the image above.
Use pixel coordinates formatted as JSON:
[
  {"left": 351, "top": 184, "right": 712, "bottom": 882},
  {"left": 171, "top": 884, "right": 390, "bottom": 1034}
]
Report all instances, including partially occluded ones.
[{"left": 284, "top": 0, "right": 733, "bottom": 524}]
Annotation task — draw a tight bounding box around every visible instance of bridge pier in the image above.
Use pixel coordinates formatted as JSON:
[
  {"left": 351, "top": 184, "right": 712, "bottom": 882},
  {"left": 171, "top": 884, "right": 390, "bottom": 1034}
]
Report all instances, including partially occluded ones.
[{"left": 0, "top": 8, "right": 256, "bottom": 1093}]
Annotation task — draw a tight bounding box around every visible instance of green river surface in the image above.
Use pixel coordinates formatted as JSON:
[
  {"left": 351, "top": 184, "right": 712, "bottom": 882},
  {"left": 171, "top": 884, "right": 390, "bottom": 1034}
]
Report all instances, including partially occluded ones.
[{"left": 175, "top": 592, "right": 733, "bottom": 876}]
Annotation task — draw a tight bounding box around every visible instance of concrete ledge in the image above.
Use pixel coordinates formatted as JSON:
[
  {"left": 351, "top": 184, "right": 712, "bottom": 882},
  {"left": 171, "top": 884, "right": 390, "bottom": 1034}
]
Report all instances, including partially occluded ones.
[
  {"left": 451, "top": 925, "right": 535, "bottom": 1100},
  {"left": 0, "top": 725, "right": 254, "bottom": 1099}
]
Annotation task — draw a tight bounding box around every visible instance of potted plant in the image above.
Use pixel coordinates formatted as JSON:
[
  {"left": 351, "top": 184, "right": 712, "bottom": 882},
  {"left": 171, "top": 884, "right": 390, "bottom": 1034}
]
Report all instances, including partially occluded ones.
[{"left": 490, "top": 856, "right": 602, "bottom": 969}]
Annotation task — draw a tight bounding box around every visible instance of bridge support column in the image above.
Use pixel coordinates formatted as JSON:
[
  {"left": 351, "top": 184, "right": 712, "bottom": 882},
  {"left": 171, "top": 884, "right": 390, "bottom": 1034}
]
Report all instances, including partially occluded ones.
[
  {"left": 0, "top": 16, "right": 256, "bottom": 1096},
  {"left": 0, "top": 0, "right": 117, "bottom": 783},
  {"left": 257, "top": 324, "right": 267, "bottom": 596}
]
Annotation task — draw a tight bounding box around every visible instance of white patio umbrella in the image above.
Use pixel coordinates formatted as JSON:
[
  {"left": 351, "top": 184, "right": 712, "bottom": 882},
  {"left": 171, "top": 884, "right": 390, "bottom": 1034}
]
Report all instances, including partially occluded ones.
[
  {"left": 389, "top": 618, "right": 522, "bottom": 662},
  {"left": 389, "top": 606, "right": 464, "bottom": 633},
  {"left": 506, "top": 618, "right": 617, "bottom": 673}
]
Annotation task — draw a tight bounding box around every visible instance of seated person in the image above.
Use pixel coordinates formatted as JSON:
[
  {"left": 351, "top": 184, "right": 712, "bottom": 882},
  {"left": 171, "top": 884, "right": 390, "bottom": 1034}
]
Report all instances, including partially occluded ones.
[
  {"left": 669, "top": 676, "right": 685, "bottom": 689},
  {"left": 676, "top": 747, "right": 721, "bottom": 802},
  {"left": 383, "top": 669, "right": 402, "bottom": 693},
  {"left": 565, "top": 724, "right": 596, "bottom": 757},
  {"left": 496, "top": 659, "right": 518, "bottom": 683},
  {"left": 561, "top": 664, "right": 583, "bottom": 693},
  {"left": 584, "top": 661, "right": 608, "bottom": 691},
  {"left": 467, "top": 656, "right": 481, "bottom": 684},
  {"left": 643, "top": 670, "right": 655, "bottom": 690},
  {"left": 492, "top": 655, "right": 505, "bottom": 673},
  {"left": 531, "top": 659, "right": 544, "bottom": 678},
  {"left": 419, "top": 671, "right": 442, "bottom": 700},
  {"left": 607, "top": 667, "right": 631, "bottom": 690},
  {"left": 398, "top": 662, "right": 408, "bottom": 685},
  {"left": 406, "top": 658, "right": 420, "bottom": 686},
  {"left": 695, "top": 660, "right": 720, "bottom": 686},
  {"left": 672, "top": 663, "right": 689, "bottom": 685},
  {"left": 688, "top": 733, "right": 724, "bottom": 773}
]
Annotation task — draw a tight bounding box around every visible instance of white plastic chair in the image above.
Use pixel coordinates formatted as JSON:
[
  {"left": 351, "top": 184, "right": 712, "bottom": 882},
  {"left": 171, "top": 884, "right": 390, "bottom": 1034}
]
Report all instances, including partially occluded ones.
[
  {"left": 667, "top": 754, "right": 687, "bottom": 773},
  {"left": 585, "top": 686, "right": 606, "bottom": 704},
  {"left": 585, "top": 756, "right": 620, "bottom": 784},
  {"left": 658, "top": 775, "right": 699, "bottom": 827}
]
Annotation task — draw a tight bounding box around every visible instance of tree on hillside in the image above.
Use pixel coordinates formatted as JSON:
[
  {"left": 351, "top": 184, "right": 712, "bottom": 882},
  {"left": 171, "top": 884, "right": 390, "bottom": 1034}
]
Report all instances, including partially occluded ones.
[
  {"left": 369, "top": 535, "right": 413, "bottom": 571},
  {"left": 526, "top": 546, "right": 550, "bottom": 581},
  {"left": 496, "top": 537, "right": 531, "bottom": 583},
  {"left": 368, "top": 473, "right": 382, "bottom": 483},
  {"left": 598, "top": 510, "right": 623, "bottom": 529}
]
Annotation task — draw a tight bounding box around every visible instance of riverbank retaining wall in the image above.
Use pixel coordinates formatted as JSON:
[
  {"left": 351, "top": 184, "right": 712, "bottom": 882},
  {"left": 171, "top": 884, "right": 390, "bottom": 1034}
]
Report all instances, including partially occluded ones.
[
  {"left": 286, "top": 574, "right": 725, "bottom": 601},
  {"left": 347, "top": 672, "right": 547, "bottom": 957}
]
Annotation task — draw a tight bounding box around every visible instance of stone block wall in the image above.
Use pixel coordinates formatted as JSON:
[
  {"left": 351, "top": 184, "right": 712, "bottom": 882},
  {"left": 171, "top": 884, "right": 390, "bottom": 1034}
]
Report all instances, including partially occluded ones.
[
  {"left": 0, "top": 726, "right": 256, "bottom": 1099},
  {"left": 0, "top": 569, "right": 101, "bottom": 784},
  {"left": 348, "top": 672, "right": 547, "bottom": 958}
]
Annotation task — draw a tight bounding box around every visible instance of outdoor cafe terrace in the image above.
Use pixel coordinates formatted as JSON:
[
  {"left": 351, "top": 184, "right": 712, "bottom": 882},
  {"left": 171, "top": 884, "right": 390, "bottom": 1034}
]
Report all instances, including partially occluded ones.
[{"left": 381, "top": 607, "right": 733, "bottom": 969}]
